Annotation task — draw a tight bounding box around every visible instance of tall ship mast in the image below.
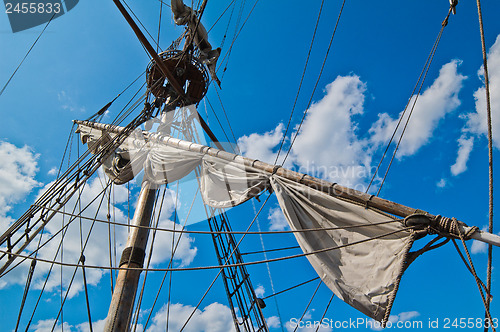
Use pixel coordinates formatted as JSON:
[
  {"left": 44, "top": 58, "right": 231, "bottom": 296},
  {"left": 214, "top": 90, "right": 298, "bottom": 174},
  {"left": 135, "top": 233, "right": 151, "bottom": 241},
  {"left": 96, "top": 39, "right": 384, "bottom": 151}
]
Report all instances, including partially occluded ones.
[{"left": 0, "top": 0, "right": 499, "bottom": 331}]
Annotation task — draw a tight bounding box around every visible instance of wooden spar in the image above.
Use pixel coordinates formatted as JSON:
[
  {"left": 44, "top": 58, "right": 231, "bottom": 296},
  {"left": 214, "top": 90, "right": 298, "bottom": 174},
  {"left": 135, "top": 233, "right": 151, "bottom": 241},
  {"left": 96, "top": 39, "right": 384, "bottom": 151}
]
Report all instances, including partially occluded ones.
[
  {"left": 112, "top": 0, "right": 185, "bottom": 99},
  {"left": 74, "top": 120, "right": 500, "bottom": 248},
  {"left": 196, "top": 113, "right": 225, "bottom": 151}
]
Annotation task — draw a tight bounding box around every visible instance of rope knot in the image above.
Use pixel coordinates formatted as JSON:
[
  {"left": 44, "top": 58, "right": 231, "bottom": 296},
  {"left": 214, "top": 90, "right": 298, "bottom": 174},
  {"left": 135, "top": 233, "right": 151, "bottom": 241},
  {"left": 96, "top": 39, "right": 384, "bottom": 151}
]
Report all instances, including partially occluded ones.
[{"left": 429, "top": 216, "right": 476, "bottom": 240}]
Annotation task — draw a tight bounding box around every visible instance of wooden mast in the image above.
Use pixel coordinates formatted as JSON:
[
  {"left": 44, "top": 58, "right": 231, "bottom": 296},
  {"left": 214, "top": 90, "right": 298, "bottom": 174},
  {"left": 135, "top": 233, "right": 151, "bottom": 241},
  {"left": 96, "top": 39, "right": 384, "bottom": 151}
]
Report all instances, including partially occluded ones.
[
  {"left": 103, "top": 180, "right": 156, "bottom": 331},
  {"left": 105, "top": 2, "right": 228, "bottom": 330},
  {"left": 104, "top": 2, "right": 182, "bottom": 330}
]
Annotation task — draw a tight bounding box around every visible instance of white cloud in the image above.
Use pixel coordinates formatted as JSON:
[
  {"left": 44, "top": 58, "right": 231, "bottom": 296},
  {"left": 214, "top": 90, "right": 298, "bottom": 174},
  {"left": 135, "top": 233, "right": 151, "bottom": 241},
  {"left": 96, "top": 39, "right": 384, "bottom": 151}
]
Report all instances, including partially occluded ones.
[
  {"left": 0, "top": 141, "right": 40, "bottom": 233},
  {"left": 285, "top": 320, "right": 332, "bottom": 332},
  {"left": 266, "top": 316, "right": 281, "bottom": 328},
  {"left": 238, "top": 123, "right": 285, "bottom": 165},
  {"left": 22, "top": 176, "right": 130, "bottom": 298},
  {"left": 451, "top": 135, "right": 474, "bottom": 176},
  {"left": 254, "top": 284, "right": 265, "bottom": 297},
  {"left": 48, "top": 167, "right": 58, "bottom": 176},
  {"left": 75, "top": 319, "right": 108, "bottom": 332},
  {"left": 289, "top": 75, "right": 371, "bottom": 187},
  {"left": 239, "top": 63, "right": 466, "bottom": 190},
  {"left": 369, "top": 311, "right": 420, "bottom": 331},
  {"left": 146, "top": 218, "right": 198, "bottom": 267},
  {"left": 0, "top": 174, "right": 197, "bottom": 298},
  {"left": 465, "top": 35, "right": 500, "bottom": 146},
  {"left": 370, "top": 60, "right": 466, "bottom": 157},
  {"left": 268, "top": 206, "right": 289, "bottom": 231},
  {"left": 471, "top": 240, "right": 488, "bottom": 254},
  {"left": 58, "top": 90, "right": 86, "bottom": 113},
  {"left": 453, "top": 34, "right": 500, "bottom": 175},
  {"left": 32, "top": 318, "right": 130, "bottom": 332},
  {"left": 285, "top": 310, "right": 334, "bottom": 332},
  {"left": 32, "top": 319, "right": 73, "bottom": 332},
  {"left": 397, "top": 311, "right": 420, "bottom": 321},
  {"left": 144, "top": 187, "right": 197, "bottom": 267},
  {"left": 471, "top": 226, "right": 492, "bottom": 254},
  {"left": 146, "top": 302, "right": 235, "bottom": 332},
  {"left": 437, "top": 178, "right": 447, "bottom": 188}
]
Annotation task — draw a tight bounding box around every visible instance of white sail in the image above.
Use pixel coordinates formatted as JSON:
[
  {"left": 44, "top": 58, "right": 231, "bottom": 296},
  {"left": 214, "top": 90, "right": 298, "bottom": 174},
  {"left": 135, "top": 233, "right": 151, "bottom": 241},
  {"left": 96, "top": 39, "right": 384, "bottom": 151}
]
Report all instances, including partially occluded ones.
[{"left": 270, "top": 176, "right": 413, "bottom": 323}]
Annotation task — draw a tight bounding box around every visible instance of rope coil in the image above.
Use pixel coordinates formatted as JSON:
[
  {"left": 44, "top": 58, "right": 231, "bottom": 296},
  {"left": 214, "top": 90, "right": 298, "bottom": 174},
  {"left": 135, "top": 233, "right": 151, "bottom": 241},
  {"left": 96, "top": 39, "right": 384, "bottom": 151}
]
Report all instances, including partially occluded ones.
[
  {"left": 430, "top": 216, "right": 478, "bottom": 240},
  {"left": 403, "top": 214, "right": 478, "bottom": 240}
]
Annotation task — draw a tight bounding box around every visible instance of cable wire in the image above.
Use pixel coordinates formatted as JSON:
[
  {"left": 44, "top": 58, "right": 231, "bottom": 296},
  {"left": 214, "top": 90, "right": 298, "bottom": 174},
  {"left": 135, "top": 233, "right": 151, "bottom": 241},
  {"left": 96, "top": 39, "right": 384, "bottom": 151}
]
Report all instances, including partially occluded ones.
[
  {"left": 373, "top": 9, "right": 451, "bottom": 196},
  {"left": 0, "top": 13, "right": 56, "bottom": 97},
  {"left": 0, "top": 227, "right": 414, "bottom": 273}
]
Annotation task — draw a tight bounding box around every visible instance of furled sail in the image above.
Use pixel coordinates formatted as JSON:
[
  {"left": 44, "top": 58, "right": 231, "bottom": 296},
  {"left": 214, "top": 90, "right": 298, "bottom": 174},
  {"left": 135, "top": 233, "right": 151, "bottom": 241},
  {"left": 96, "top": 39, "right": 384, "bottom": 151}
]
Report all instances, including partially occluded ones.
[
  {"left": 76, "top": 121, "right": 415, "bottom": 324},
  {"left": 270, "top": 176, "right": 413, "bottom": 322},
  {"left": 76, "top": 124, "right": 149, "bottom": 184}
]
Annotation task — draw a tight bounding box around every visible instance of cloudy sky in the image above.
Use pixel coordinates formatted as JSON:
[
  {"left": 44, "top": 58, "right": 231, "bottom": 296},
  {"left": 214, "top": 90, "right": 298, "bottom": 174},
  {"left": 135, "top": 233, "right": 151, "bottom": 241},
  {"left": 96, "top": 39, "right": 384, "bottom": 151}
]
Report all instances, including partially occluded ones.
[{"left": 1, "top": 0, "right": 500, "bottom": 331}]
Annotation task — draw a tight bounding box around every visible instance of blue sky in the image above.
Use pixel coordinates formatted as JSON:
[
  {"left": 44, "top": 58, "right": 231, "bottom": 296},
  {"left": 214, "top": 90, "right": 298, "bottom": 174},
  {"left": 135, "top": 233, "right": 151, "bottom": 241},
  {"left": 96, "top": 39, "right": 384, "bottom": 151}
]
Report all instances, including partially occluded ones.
[{"left": 1, "top": 0, "right": 500, "bottom": 331}]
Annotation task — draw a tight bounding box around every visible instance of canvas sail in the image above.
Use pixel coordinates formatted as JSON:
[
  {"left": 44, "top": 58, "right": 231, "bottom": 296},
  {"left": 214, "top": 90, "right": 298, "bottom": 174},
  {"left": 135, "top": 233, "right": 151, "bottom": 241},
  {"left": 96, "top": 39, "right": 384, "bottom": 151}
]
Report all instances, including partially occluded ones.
[
  {"left": 76, "top": 121, "right": 415, "bottom": 323},
  {"left": 270, "top": 176, "right": 414, "bottom": 322}
]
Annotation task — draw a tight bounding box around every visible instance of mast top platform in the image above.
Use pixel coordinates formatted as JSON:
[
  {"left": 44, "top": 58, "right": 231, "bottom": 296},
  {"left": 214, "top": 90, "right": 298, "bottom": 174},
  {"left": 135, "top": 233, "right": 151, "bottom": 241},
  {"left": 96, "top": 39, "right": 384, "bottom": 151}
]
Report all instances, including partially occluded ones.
[{"left": 146, "top": 50, "right": 209, "bottom": 104}]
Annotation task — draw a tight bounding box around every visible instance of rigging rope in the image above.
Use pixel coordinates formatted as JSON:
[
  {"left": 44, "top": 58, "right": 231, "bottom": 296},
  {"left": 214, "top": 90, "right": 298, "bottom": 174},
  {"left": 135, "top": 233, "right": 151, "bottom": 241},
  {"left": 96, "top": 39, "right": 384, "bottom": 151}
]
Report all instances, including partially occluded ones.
[
  {"left": 22, "top": 181, "right": 93, "bottom": 331},
  {"left": 0, "top": 227, "right": 415, "bottom": 273},
  {"left": 217, "top": 0, "right": 246, "bottom": 80},
  {"left": 0, "top": 13, "right": 56, "bottom": 97},
  {"left": 12, "top": 179, "right": 111, "bottom": 331},
  {"left": 253, "top": 199, "right": 285, "bottom": 331},
  {"left": 157, "top": 0, "right": 163, "bottom": 53},
  {"left": 241, "top": 245, "right": 301, "bottom": 256},
  {"left": 122, "top": 0, "right": 162, "bottom": 52},
  {"left": 80, "top": 255, "right": 94, "bottom": 332},
  {"left": 3, "top": 67, "right": 159, "bottom": 330},
  {"left": 142, "top": 186, "right": 200, "bottom": 330},
  {"left": 51, "top": 179, "right": 112, "bottom": 331},
  {"left": 216, "top": 0, "right": 260, "bottom": 80},
  {"left": 85, "top": 71, "right": 145, "bottom": 122},
  {"left": 14, "top": 260, "right": 36, "bottom": 332},
  {"left": 262, "top": 277, "right": 320, "bottom": 301},
  {"left": 368, "top": 6, "right": 453, "bottom": 196},
  {"left": 178, "top": 194, "right": 271, "bottom": 331},
  {"left": 274, "top": 0, "right": 325, "bottom": 165},
  {"left": 214, "top": 86, "right": 238, "bottom": 148},
  {"left": 165, "top": 184, "right": 177, "bottom": 332},
  {"left": 452, "top": 219, "right": 496, "bottom": 332},
  {"left": 475, "top": 1, "right": 494, "bottom": 329},
  {"left": 132, "top": 188, "right": 164, "bottom": 331},
  {"left": 315, "top": 294, "right": 334, "bottom": 332},
  {"left": 207, "top": 0, "right": 237, "bottom": 34},
  {"left": 293, "top": 280, "right": 322, "bottom": 332},
  {"left": 27, "top": 205, "right": 403, "bottom": 236},
  {"left": 282, "top": 0, "right": 347, "bottom": 165},
  {"left": 205, "top": 97, "right": 238, "bottom": 152},
  {"left": 451, "top": 240, "right": 489, "bottom": 294},
  {"left": 107, "top": 187, "right": 115, "bottom": 294}
]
